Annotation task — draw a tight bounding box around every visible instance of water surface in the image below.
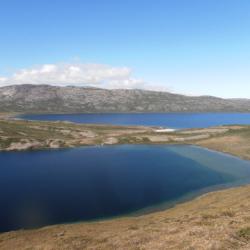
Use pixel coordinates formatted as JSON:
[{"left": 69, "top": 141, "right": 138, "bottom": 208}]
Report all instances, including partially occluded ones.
[
  {"left": 21, "top": 113, "right": 250, "bottom": 128},
  {"left": 1, "top": 145, "right": 250, "bottom": 232}
]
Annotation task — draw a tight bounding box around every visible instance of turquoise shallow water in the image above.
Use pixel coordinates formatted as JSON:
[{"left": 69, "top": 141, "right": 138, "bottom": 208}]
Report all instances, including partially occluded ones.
[
  {"left": 21, "top": 113, "right": 250, "bottom": 128},
  {"left": 1, "top": 145, "right": 250, "bottom": 232}
]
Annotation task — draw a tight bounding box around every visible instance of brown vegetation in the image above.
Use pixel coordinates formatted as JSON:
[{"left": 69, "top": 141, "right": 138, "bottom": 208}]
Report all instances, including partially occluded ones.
[
  {"left": 1, "top": 185, "right": 250, "bottom": 249},
  {"left": 1, "top": 118, "right": 250, "bottom": 157}
]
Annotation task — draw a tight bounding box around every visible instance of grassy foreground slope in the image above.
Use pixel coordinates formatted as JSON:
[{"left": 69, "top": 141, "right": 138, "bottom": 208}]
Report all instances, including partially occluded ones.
[{"left": 1, "top": 185, "right": 250, "bottom": 249}]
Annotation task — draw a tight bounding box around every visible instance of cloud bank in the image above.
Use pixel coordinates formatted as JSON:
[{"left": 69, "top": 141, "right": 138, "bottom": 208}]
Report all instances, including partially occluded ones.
[{"left": 0, "top": 63, "right": 149, "bottom": 89}]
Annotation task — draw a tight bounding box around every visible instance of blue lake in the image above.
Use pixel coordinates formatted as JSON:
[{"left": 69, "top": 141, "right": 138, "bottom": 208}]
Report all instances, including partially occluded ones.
[
  {"left": 21, "top": 113, "right": 250, "bottom": 128},
  {"left": 1, "top": 145, "right": 250, "bottom": 232}
]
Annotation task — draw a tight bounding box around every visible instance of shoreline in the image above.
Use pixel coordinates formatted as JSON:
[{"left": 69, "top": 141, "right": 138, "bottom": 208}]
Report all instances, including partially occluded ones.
[
  {"left": 2, "top": 181, "right": 250, "bottom": 233},
  {"left": 1, "top": 172, "right": 250, "bottom": 232},
  {"left": 0, "top": 144, "right": 250, "bottom": 235},
  {"left": 1, "top": 115, "right": 250, "bottom": 248},
  {"left": 1, "top": 182, "right": 250, "bottom": 249}
]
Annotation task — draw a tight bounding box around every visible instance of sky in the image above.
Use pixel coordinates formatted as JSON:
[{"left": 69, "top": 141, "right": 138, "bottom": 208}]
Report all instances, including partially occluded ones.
[{"left": 0, "top": 0, "right": 250, "bottom": 98}]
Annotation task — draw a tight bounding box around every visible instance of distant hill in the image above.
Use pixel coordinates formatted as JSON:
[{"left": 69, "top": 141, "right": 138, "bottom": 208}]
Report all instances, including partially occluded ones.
[{"left": 1, "top": 84, "right": 250, "bottom": 113}]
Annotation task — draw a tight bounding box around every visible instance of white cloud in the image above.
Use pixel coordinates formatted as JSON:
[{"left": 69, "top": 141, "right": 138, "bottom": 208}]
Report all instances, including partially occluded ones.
[
  {"left": 0, "top": 77, "right": 8, "bottom": 82},
  {"left": 0, "top": 62, "right": 175, "bottom": 93},
  {"left": 0, "top": 63, "right": 148, "bottom": 89}
]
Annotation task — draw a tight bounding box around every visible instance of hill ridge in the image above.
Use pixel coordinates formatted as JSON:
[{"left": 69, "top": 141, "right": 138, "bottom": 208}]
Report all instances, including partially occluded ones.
[{"left": 1, "top": 84, "right": 250, "bottom": 113}]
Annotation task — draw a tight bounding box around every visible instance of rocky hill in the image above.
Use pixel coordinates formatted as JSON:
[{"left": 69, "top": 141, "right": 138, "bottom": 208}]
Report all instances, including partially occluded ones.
[{"left": 1, "top": 84, "right": 250, "bottom": 113}]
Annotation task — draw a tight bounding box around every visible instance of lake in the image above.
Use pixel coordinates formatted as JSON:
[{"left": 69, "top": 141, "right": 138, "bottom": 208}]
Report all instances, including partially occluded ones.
[
  {"left": 21, "top": 113, "right": 250, "bottom": 128},
  {"left": 1, "top": 145, "right": 250, "bottom": 232}
]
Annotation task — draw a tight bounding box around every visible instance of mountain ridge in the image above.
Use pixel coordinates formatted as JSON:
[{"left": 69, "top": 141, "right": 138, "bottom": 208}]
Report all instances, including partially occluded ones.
[{"left": 1, "top": 84, "right": 250, "bottom": 113}]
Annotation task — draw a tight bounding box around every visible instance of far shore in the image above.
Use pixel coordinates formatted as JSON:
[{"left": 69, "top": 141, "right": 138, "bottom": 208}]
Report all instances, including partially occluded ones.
[{"left": 1, "top": 114, "right": 250, "bottom": 162}]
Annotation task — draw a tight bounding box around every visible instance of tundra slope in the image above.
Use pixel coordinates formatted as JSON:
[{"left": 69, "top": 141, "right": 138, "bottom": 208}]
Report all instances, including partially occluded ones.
[
  {"left": 1, "top": 118, "right": 250, "bottom": 162},
  {"left": 1, "top": 84, "right": 250, "bottom": 113}
]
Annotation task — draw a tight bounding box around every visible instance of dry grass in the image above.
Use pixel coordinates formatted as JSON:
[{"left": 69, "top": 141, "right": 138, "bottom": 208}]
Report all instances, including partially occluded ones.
[
  {"left": 0, "top": 119, "right": 153, "bottom": 151},
  {"left": 195, "top": 129, "right": 250, "bottom": 160},
  {"left": 1, "top": 185, "right": 250, "bottom": 249}
]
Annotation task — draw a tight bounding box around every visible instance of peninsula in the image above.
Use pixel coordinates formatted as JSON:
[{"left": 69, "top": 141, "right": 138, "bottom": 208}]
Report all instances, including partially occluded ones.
[{"left": 0, "top": 117, "right": 250, "bottom": 161}]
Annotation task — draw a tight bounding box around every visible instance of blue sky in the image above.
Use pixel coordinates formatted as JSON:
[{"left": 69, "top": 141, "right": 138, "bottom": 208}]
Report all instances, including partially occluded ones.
[{"left": 0, "top": 0, "right": 249, "bottom": 98}]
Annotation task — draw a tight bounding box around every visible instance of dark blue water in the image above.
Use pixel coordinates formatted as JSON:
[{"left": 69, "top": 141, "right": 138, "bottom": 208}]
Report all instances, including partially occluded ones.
[
  {"left": 1, "top": 145, "right": 250, "bottom": 232},
  {"left": 21, "top": 113, "right": 250, "bottom": 128}
]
